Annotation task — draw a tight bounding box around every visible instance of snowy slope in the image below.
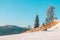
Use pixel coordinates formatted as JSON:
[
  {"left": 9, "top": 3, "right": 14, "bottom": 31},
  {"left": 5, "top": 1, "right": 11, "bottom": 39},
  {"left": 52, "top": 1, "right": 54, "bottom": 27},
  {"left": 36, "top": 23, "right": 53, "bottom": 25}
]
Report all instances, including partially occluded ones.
[
  {"left": 48, "top": 20, "right": 60, "bottom": 31},
  {"left": 0, "top": 31, "right": 60, "bottom": 40},
  {"left": 0, "top": 20, "right": 60, "bottom": 40},
  {"left": 26, "top": 20, "right": 59, "bottom": 32}
]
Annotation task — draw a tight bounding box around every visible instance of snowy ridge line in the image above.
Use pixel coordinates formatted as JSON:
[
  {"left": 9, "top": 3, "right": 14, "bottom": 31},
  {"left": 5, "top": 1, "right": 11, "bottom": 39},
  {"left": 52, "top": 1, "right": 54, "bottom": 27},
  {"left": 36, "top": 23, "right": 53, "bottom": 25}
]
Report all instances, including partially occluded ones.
[{"left": 26, "top": 20, "right": 59, "bottom": 32}]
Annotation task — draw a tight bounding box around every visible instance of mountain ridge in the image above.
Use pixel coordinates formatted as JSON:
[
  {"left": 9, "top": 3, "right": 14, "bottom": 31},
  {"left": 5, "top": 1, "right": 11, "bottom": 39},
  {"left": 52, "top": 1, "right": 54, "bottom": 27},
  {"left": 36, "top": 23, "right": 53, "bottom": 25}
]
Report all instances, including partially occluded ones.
[{"left": 0, "top": 25, "right": 28, "bottom": 36}]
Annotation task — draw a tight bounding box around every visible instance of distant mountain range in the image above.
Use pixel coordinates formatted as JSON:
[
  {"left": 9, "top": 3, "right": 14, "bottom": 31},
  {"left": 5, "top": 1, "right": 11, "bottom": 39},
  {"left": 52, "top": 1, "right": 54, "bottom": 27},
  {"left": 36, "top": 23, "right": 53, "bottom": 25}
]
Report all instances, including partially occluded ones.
[{"left": 0, "top": 25, "right": 28, "bottom": 36}]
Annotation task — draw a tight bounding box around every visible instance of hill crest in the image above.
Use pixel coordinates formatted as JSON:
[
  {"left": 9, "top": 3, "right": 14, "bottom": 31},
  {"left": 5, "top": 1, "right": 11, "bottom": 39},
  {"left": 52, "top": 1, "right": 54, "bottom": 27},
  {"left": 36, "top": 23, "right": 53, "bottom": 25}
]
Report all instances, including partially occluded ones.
[{"left": 26, "top": 20, "right": 60, "bottom": 32}]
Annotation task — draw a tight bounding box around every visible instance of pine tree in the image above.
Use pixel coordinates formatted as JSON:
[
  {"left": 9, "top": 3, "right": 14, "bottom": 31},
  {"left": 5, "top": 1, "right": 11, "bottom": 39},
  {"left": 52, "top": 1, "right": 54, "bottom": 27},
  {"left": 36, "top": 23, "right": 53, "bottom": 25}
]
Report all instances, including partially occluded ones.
[
  {"left": 43, "top": 23, "right": 45, "bottom": 25},
  {"left": 34, "top": 14, "right": 39, "bottom": 28}
]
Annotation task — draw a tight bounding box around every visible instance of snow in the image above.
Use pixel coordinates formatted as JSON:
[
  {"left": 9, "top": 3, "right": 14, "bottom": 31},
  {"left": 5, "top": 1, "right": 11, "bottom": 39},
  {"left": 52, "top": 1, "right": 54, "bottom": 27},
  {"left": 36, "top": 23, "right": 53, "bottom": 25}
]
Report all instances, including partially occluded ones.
[
  {"left": 0, "top": 31, "right": 60, "bottom": 40},
  {"left": 0, "top": 20, "right": 60, "bottom": 40},
  {"left": 47, "top": 22, "right": 60, "bottom": 31}
]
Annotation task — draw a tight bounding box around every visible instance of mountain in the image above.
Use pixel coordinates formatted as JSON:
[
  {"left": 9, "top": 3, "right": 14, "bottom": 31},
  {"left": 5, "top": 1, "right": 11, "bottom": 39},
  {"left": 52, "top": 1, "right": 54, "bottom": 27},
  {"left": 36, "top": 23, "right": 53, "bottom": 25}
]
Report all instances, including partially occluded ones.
[
  {"left": 0, "top": 25, "right": 28, "bottom": 36},
  {"left": 26, "top": 20, "right": 60, "bottom": 32}
]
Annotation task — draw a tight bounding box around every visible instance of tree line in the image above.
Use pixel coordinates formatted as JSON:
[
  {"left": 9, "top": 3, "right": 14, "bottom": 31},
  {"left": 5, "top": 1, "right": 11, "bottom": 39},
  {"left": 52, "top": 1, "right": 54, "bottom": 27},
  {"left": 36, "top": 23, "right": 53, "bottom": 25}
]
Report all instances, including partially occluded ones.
[{"left": 34, "top": 6, "right": 57, "bottom": 28}]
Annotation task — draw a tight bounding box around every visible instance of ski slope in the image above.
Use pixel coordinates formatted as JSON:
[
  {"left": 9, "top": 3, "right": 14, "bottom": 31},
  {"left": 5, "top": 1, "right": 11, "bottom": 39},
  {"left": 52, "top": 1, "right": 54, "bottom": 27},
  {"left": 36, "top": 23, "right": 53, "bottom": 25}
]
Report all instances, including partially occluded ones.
[{"left": 0, "top": 31, "right": 60, "bottom": 40}]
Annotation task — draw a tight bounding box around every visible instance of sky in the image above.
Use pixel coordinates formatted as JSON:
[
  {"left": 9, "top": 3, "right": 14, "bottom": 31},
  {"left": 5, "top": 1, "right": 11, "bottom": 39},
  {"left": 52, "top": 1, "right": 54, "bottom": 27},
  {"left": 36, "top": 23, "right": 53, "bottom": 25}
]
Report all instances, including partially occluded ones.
[{"left": 0, "top": 0, "right": 60, "bottom": 27}]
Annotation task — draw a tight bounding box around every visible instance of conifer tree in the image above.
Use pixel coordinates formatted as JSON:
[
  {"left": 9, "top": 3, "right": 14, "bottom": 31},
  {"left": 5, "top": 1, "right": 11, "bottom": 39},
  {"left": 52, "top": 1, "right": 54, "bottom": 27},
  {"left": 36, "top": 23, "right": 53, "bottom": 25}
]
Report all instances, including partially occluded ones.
[
  {"left": 34, "top": 14, "right": 39, "bottom": 28},
  {"left": 43, "top": 23, "right": 45, "bottom": 25}
]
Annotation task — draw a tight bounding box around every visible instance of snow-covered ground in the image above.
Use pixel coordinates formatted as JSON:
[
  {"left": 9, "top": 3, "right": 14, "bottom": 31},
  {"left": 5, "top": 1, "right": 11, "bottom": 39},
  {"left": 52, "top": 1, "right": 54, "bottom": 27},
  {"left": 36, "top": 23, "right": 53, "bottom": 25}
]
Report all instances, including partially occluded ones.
[
  {"left": 0, "top": 31, "right": 60, "bottom": 40},
  {"left": 48, "top": 20, "right": 60, "bottom": 31},
  {"left": 0, "top": 20, "right": 60, "bottom": 40}
]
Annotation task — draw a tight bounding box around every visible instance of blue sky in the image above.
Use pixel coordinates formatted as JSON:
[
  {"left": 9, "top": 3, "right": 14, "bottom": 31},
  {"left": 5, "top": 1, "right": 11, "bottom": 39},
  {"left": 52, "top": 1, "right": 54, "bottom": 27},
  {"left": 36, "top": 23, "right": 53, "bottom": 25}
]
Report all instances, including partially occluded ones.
[{"left": 0, "top": 0, "right": 60, "bottom": 27}]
